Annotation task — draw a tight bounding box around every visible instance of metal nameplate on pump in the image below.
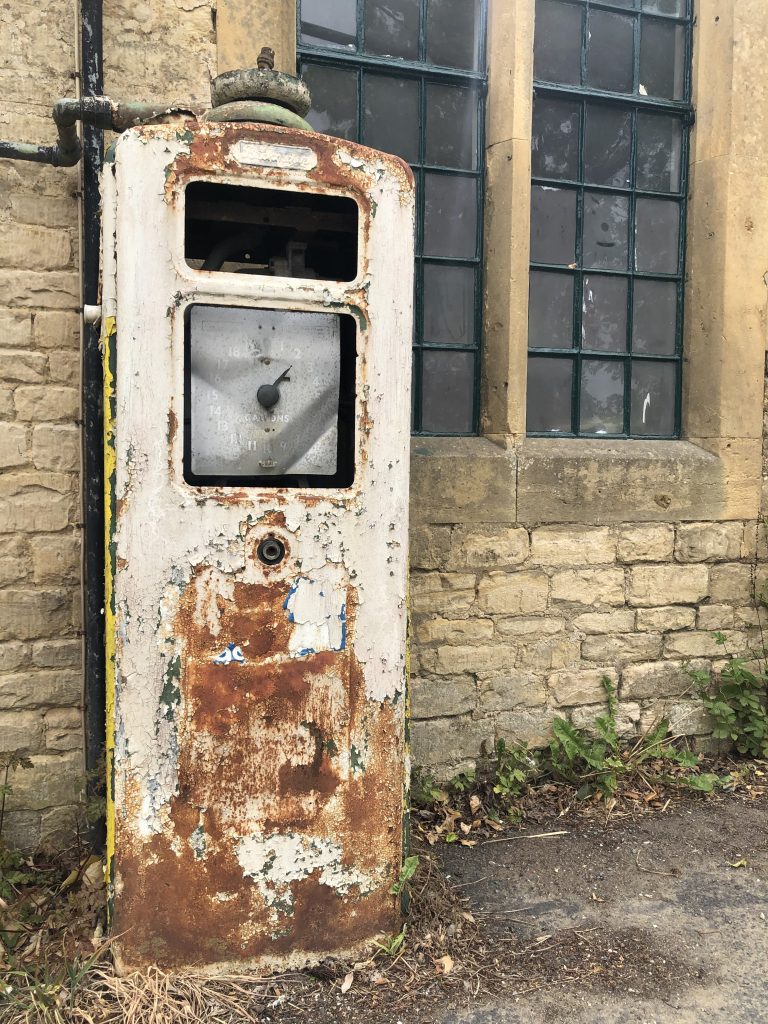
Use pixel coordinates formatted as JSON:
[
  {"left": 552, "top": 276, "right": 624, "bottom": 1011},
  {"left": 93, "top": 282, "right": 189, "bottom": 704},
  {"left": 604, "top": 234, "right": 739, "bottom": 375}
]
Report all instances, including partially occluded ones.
[
  {"left": 231, "top": 140, "right": 318, "bottom": 171},
  {"left": 187, "top": 304, "right": 340, "bottom": 478}
]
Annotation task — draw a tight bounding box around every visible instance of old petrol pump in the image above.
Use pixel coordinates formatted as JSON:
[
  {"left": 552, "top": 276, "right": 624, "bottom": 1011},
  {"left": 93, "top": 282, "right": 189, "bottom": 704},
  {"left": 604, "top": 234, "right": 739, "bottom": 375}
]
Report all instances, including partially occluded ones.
[{"left": 0, "top": 54, "right": 414, "bottom": 972}]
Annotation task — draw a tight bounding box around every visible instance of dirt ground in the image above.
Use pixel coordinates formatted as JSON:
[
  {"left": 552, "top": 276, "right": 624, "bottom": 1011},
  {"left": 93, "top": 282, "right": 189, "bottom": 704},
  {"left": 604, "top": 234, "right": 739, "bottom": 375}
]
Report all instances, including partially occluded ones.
[{"left": 269, "top": 793, "right": 768, "bottom": 1024}]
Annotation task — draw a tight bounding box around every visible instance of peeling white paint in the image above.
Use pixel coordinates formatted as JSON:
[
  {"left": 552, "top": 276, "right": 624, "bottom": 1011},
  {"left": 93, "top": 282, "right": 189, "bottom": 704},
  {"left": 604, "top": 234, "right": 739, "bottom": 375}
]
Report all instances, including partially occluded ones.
[{"left": 284, "top": 574, "right": 346, "bottom": 656}]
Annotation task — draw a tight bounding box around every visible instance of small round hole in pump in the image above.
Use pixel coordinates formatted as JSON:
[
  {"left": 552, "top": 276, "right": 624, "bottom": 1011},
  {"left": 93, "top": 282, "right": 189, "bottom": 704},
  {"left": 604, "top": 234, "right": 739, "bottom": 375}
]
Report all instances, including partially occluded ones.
[{"left": 257, "top": 537, "right": 286, "bottom": 566}]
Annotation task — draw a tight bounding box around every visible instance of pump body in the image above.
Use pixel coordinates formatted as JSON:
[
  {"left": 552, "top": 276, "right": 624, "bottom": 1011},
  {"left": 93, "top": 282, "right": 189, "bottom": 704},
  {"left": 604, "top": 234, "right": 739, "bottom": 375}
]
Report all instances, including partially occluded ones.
[{"left": 103, "top": 120, "right": 414, "bottom": 973}]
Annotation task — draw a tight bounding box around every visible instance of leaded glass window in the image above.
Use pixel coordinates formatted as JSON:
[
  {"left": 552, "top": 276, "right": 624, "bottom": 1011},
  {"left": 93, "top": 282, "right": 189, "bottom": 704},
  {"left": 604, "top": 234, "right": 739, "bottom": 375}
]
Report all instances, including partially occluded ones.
[
  {"left": 528, "top": 0, "right": 693, "bottom": 438},
  {"left": 297, "top": 0, "right": 488, "bottom": 434}
]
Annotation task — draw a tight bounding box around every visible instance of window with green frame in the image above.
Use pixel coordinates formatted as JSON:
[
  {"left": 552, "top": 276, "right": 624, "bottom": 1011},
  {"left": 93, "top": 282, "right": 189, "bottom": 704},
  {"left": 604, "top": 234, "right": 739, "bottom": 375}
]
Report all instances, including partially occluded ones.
[
  {"left": 297, "top": 0, "right": 488, "bottom": 435},
  {"left": 527, "top": 0, "right": 694, "bottom": 438}
]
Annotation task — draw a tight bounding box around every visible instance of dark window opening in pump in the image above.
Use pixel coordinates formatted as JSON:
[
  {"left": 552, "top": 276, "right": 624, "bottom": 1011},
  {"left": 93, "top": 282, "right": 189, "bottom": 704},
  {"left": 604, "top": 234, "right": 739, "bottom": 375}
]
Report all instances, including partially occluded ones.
[
  {"left": 184, "top": 305, "right": 356, "bottom": 488},
  {"left": 185, "top": 182, "right": 359, "bottom": 282}
]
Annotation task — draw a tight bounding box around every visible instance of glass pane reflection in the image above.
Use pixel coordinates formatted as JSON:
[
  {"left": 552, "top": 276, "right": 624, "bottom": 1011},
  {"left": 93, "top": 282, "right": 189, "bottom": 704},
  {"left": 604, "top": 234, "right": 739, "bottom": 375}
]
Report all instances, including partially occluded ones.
[
  {"left": 580, "top": 359, "right": 624, "bottom": 434},
  {"left": 422, "top": 350, "right": 475, "bottom": 432},
  {"left": 364, "top": 75, "right": 420, "bottom": 162},
  {"left": 527, "top": 357, "right": 573, "bottom": 433},
  {"left": 300, "top": 0, "right": 356, "bottom": 49},
  {"left": 364, "top": 0, "right": 419, "bottom": 60}
]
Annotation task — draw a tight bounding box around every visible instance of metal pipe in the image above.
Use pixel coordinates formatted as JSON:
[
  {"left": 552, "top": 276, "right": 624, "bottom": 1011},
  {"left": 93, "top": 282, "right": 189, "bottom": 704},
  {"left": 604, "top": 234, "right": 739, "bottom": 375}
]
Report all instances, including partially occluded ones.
[{"left": 79, "top": 0, "right": 106, "bottom": 853}]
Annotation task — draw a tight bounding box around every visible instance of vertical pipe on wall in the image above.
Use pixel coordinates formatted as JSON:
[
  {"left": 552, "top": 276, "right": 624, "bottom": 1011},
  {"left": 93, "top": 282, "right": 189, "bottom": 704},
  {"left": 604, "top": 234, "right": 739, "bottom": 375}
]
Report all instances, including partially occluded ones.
[{"left": 79, "top": 0, "right": 106, "bottom": 848}]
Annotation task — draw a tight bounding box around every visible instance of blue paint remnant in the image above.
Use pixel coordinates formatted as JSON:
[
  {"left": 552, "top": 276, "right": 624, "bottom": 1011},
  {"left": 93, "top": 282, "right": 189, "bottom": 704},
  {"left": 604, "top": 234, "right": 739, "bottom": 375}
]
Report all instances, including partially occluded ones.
[
  {"left": 213, "top": 642, "right": 246, "bottom": 666},
  {"left": 338, "top": 604, "right": 347, "bottom": 651},
  {"left": 297, "top": 647, "right": 317, "bottom": 657},
  {"left": 282, "top": 577, "right": 303, "bottom": 622}
]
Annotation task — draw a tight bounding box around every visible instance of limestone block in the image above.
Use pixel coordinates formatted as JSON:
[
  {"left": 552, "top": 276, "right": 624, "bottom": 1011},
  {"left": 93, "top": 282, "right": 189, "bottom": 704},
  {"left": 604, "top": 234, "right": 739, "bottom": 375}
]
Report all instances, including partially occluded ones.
[
  {"left": 410, "top": 715, "right": 493, "bottom": 767},
  {"left": 419, "top": 644, "right": 517, "bottom": 677},
  {"left": 32, "top": 311, "right": 79, "bottom": 350},
  {"left": 32, "top": 425, "right": 80, "bottom": 472},
  {"left": 628, "top": 565, "right": 709, "bottom": 606},
  {"left": 0, "top": 270, "right": 79, "bottom": 309},
  {"left": 0, "top": 535, "right": 29, "bottom": 586},
  {"left": 663, "top": 630, "right": 748, "bottom": 659},
  {"left": 696, "top": 604, "right": 735, "bottom": 630},
  {"left": 415, "top": 616, "right": 494, "bottom": 645},
  {"left": 0, "top": 311, "right": 32, "bottom": 349},
  {"left": 478, "top": 672, "right": 546, "bottom": 712},
  {"left": 0, "top": 669, "right": 81, "bottom": 711},
  {"left": 47, "top": 350, "right": 79, "bottom": 386},
  {"left": 495, "top": 616, "right": 565, "bottom": 637},
  {"left": 6, "top": 752, "right": 83, "bottom": 810},
  {"left": 0, "top": 387, "right": 13, "bottom": 417},
  {"left": 621, "top": 659, "right": 709, "bottom": 699},
  {"left": 410, "top": 437, "right": 516, "bottom": 524},
  {"left": 43, "top": 708, "right": 83, "bottom": 752},
  {"left": 550, "top": 569, "right": 625, "bottom": 607},
  {"left": 570, "top": 701, "right": 641, "bottom": 737},
  {"left": 409, "top": 525, "right": 451, "bottom": 569},
  {"left": 635, "top": 606, "right": 697, "bottom": 632},
  {"left": 0, "top": 710, "right": 45, "bottom": 752},
  {"left": 581, "top": 633, "right": 664, "bottom": 664},
  {"left": 494, "top": 708, "right": 554, "bottom": 748},
  {"left": 448, "top": 525, "right": 529, "bottom": 569},
  {"left": 477, "top": 571, "right": 549, "bottom": 614},
  {"left": 410, "top": 675, "right": 476, "bottom": 720},
  {"left": 530, "top": 526, "right": 616, "bottom": 566},
  {"left": 0, "top": 591, "right": 71, "bottom": 641},
  {"left": 13, "top": 384, "right": 78, "bottom": 422},
  {"left": 0, "top": 224, "right": 72, "bottom": 270},
  {"left": 572, "top": 609, "right": 635, "bottom": 634},
  {"left": 742, "top": 522, "right": 758, "bottom": 560},
  {"left": 9, "top": 195, "right": 77, "bottom": 229},
  {"left": 410, "top": 572, "right": 476, "bottom": 617},
  {"left": 0, "top": 423, "right": 29, "bottom": 469},
  {"left": 0, "top": 642, "right": 29, "bottom": 671},
  {"left": 32, "top": 638, "right": 81, "bottom": 669},
  {"left": 0, "top": 474, "right": 75, "bottom": 533},
  {"left": 675, "top": 521, "right": 744, "bottom": 562},
  {"left": 516, "top": 636, "right": 581, "bottom": 671},
  {"left": 709, "top": 564, "right": 754, "bottom": 604},
  {"left": 2, "top": 810, "right": 41, "bottom": 851},
  {"left": 548, "top": 668, "right": 619, "bottom": 707},
  {"left": 0, "top": 350, "right": 47, "bottom": 383},
  {"left": 616, "top": 524, "right": 675, "bottom": 563},
  {"left": 642, "top": 702, "right": 712, "bottom": 737},
  {"left": 30, "top": 532, "right": 80, "bottom": 584},
  {"left": 41, "top": 804, "right": 82, "bottom": 840}
]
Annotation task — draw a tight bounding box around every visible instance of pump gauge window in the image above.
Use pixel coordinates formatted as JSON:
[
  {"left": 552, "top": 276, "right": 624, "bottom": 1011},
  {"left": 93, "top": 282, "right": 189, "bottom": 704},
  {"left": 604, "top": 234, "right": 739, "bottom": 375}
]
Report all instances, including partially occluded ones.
[{"left": 184, "top": 305, "right": 356, "bottom": 487}]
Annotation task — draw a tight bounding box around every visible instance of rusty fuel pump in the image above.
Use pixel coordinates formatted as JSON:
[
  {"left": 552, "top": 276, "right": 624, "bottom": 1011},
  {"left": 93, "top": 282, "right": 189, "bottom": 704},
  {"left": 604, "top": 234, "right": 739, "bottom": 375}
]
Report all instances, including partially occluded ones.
[{"left": 0, "top": 53, "right": 415, "bottom": 973}]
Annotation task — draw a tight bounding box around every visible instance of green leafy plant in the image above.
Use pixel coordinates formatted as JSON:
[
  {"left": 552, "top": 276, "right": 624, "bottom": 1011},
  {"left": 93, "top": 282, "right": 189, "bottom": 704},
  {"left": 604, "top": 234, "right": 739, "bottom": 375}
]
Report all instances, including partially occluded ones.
[
  {"left": 491, "top": 739, "right": 540, "bottom": 800},
  {"left": 390, "top": 855, "right": 419, "bottom": 896},
  {"left": 373, "top": 925, "right": 407, "bottom": 957},
  {"left": 689, "top": 639, "right": 768, "bottom": 757}
]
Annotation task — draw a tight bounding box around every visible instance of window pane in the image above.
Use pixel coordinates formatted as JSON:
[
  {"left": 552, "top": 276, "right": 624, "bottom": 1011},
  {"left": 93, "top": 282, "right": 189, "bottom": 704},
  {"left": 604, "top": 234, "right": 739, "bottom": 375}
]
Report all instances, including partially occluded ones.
[
  {"left": 583, "top": 193, "right": 629, "bottom": 270},
  {"left": 582, "top": 275, "right": 628, "bottom": 352},
  {"left": 635, "top": 198, "right": 679, "bottom": 273},
  {"left": 529, "top": 271, "right": 574, "bottom": 349},
  {"left": 584, "top": 105, "right": 631, "bottom": 188},
  {"left": 424, "top": 174, "right": 478, "bottom": 258},
  {"left": 586, "top": 11, "right": 634, "bottom": 93},
  {"left": 423, "top": 264, "right": 475, "bottom": 345},
  {"left": 364, "top": 0, "right": 419, "bottom": 60},
  {"left": 636, "top": 114, "right": 682, "bottom": 192},
  {"left": 630, "top": 361, "right": 676, "bottom": 435},
  {"left": 300, "top": 0, "right": 356, "bottom": 49},
  {"left": 304, "top": 65, "right": 358, "bottom": 140},
  {"left": 426, "top": 0, "right": 482, "bottom": 71},
  {"left": 642, "top": 0, "right": 685, "bottom": 15},
  {"left": 426, "top": 83, "right": 478, "bottom": 170},
  {"left": 532, "top": 97, "right": 580, "bottom": 181},
  {"left": 640, "top": 18, "right": 686, "bottom": 100},
  {"left": 534, "top": 0, "right": 582, "bottom": 86},
  {"left": 633, "top": 280, "right": 677, "bottom": 354},
  {"left": 422, "top": 350, "right": 475, "bottom": 431},
  {"left": 580, "top": 360, "right": 624, "bottom": 433},
  {"left": 364, "top": 75, "right": 419, "bottom": 163},
  {"left": 527, "top": 357, "right": 573, "bottom": 433},
  {"left": 530, "top": 186, "right": 576, "bottom": 265}
]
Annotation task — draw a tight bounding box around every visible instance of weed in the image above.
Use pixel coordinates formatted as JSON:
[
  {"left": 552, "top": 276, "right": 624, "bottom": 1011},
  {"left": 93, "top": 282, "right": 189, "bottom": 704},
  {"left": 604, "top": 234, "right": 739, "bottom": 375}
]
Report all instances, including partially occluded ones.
[
  {"left": 390, "top": 855, "right": 419, "bottom": 896},
  {"left": 688, "top": 634, "right": 768, "bottom": 757},
  {"left": 373, "top": 925, "right": 407, "bottom": 957}
]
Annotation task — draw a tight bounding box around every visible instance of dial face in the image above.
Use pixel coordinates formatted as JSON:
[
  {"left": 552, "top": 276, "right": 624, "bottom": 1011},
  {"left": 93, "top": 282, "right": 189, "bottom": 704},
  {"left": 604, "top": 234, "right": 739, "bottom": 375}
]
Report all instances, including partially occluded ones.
[{"left": 188, "top": 305, "right": 341, "bottom": 479}]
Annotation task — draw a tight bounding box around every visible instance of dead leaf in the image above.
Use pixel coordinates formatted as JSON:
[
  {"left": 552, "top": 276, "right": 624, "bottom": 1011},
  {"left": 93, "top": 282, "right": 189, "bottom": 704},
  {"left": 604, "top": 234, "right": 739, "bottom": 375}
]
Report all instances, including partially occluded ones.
[
  {"left": 469, "top": 795, "right": 482, "bottom": 814},
  {"left": 434, "top": 954, "right": 454, "bottom": 975},
  {"left": 340, "top": 972, "right": 354, "bottom": 994},
  {"left": 459, "top": 839, "right": 477, "bottom": 847},
  {"left": 729, "top": 859, "right": 748, "bottom": 869},
  {"left": 459, "top": 822, "right": 472, "bottom": 835}
]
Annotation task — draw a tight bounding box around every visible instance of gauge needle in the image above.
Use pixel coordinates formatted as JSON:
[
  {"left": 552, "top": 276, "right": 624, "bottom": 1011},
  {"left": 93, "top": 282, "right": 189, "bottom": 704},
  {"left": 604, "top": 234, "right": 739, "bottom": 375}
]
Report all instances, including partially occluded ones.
[
  {"left": 256, "top": 365, "right": 292, "bottom": 410},
  {"left": 273, "top": 365, "right": 292, "bottom": 386}
]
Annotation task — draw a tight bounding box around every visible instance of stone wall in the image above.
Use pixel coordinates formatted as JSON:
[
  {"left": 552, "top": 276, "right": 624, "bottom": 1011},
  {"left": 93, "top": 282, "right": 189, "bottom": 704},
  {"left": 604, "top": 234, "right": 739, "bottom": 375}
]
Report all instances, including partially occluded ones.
[{"left": 410, "top": 516, "right": 766, "bottom": 775}]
